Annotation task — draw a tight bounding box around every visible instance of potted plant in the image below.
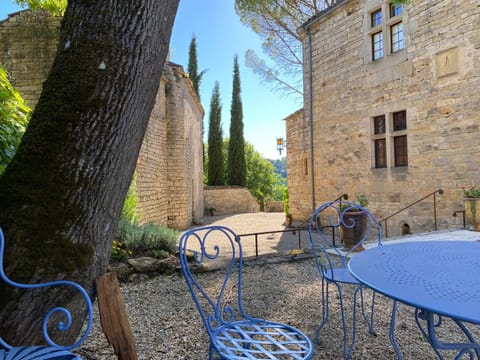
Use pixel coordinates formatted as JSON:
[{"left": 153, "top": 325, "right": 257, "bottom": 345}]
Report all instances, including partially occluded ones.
[
  {"left": 462, "top": 182, "right": 480, "bottom": 231},
  {"left": 340, "top": 194, "right": 369, "bottom": 252}
]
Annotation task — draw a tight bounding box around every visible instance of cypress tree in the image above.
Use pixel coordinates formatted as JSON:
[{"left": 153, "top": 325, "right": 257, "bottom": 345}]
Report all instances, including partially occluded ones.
[
  {"left": 207, "top": 82, "right": 224, "bottom": 185},
  {"left": 227, "top": 55, "right": 246, "bottom": 186},
  {"left": 187, "top": 34, "right": 206, "bottom": 100}
]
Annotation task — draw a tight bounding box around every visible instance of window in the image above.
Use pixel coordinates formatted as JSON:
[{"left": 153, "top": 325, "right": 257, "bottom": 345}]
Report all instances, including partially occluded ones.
[
  {"left": 394, "top": 135, "right": 408, "bottom": 167},
  {"left": 393, "top": 110, "right": 407, "bottom": 167},
  {"left": 372, "top": 32, "right": 384, "bottom": 60},
  {"left": 374, "top": 115, "right": 386, "bottom": 134},
  {"left": 390, "top": 3, "right": 403, "bottom": 17},
  {"left": 368, "top": 3, "right": 404, "bottom": 61},
  {"left": 373, "top": 115, "right": 386, "bottom": 168},
  {"left": 372, "top": 111, "right": 408, "bottom": 168},
  {"left": 375, "top": 139, "right": 387, "bottom": 168},
  {"left": 393, "top": 110, "right": 406, "bottom": 130},
  {"left": 391, "top": 22, "right": 403, "bottom": 52},
  {"left": 303, "top": 158, "right": 308, "bottom": 176},
  {"left": 371, "top": 9, "right": 382, "bottom": 27}
]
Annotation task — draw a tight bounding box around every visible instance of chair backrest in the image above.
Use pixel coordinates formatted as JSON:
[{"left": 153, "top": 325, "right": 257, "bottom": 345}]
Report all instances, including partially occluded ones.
[
  {"left": 178, "top": 225, "right": 248, "bottom": 340},
  {"left": 0, "top": 227, "right": 93, "bottom": 351},
  {"left": 308, "top": 200, "right": 383, "bottom": 277}
]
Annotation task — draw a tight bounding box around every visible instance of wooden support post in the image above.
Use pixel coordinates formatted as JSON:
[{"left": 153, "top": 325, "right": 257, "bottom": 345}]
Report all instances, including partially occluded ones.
[{"left": 95, "top": 272, "right": 138, "bottom": 360}]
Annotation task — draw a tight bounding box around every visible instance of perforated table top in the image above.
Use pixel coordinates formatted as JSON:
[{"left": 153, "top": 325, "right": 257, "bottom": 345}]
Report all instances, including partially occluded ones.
[{"left": 348, "top": 241, "right": 480, "bottom": 324}]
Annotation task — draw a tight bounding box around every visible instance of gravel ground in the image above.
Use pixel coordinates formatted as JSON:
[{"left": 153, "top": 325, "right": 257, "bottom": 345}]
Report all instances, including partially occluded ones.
[
  {"left": 76, "top": 214, "right": 480, "bottom": 359},
  {"left": 77, "top": 259, "right": 480, "bottom": 360}
]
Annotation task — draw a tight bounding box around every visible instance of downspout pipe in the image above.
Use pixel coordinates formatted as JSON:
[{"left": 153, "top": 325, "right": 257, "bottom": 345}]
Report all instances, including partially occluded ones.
[{"left": 304, "top": 24, "right": 316, "bottom": 213}]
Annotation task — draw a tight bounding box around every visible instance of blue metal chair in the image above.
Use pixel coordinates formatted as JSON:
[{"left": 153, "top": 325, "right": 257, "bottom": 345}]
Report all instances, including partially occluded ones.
[
  {"left": 0, "top": 228, "right": 93, "bottom": 359},
  {"left": 179, "top": 225, "right": 314, "bottom": 360},
  {"left": 308, "top": 200, "right": 383, "bottom": 359}
]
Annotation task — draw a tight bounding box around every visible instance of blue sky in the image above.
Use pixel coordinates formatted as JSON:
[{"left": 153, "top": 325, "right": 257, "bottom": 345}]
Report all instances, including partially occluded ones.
[{"left": 1, "top": 0, "right": 301, "bottom": 159}]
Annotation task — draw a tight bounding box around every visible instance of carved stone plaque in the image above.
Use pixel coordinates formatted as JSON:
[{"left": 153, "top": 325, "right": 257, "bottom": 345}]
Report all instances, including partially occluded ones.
[{"left": 436, "top": 47, "right": 459, "bottom": 78}]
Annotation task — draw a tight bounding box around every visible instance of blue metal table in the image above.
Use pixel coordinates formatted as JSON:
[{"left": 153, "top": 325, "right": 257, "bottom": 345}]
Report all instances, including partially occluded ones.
[{"left": 348, "top": 241, "right": 480, "bottom": 359}]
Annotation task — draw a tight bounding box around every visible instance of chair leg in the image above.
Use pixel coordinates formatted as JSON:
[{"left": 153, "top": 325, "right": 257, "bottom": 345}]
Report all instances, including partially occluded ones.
[
  {"left": 317, "top": 281, "right": 377, "bottom": 360},
  {"left": 315, "top": 277, "right": 330, "bottom": 344},
  {"left": 336, "top": 283, "right": 351, "bottom": 360},
  {"left": 358, "top": 287, "right": 377, "bottom": 336}
]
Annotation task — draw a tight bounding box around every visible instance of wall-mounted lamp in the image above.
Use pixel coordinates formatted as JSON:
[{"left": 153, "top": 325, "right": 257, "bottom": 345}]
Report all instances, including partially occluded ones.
[{"left": 276, "top": 137, "right": 286, "bottom": 155}]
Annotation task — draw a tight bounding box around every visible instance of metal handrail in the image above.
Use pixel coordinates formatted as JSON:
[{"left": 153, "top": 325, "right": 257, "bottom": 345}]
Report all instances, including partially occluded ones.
[
  {"left": 238, "top": 228, "right": 305, "bottom": 257},
  {"left": 239, "top": 195, "right": 350, "bottom": 256},
  {"left": 334, "top": 193, "right": 349, "bottom": 202},
  {"left": 379, "top": 189, "right": 444, "bottom": 237},
  {"left": 453, "top": 210, "right": 466, "bottom": 228}
]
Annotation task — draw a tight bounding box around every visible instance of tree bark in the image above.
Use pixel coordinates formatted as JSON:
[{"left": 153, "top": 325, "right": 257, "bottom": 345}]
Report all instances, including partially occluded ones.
[{"left": 0, "top": 0, "right": 179, "bottom": 347}]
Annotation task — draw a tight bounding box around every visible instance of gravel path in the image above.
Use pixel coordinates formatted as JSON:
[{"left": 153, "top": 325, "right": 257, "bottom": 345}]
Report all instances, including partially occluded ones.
[{"left": 76, "top": 214, "right": 480, "bottom": 359}]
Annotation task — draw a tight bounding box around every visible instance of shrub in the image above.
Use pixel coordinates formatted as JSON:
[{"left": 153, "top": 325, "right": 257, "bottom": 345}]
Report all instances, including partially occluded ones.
[
  {"left": 112, "top": 217, "right": 179, "bottom": 261},
  {"left": 121, "top": 174, "right": 139, "bottom": 223}
]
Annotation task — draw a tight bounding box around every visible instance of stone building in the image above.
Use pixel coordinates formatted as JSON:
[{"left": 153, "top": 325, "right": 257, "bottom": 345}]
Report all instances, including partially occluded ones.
[
  {"left": 287, "top": 0, "right": 480, "bottom": 236},
  {"left": 0, "top": 9, "right": 204, "bottom": 230}
]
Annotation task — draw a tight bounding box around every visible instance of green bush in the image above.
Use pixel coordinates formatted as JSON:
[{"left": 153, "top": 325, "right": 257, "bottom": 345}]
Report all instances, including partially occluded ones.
[
  {"left": 112, "top": 217, "right": 179, "bottom": 261},
  {"left": 0, "top": 67, "right": 31, "bottom": 176},
  {"left": 121, "top": 174, "right": 139, "bottom": 223}
]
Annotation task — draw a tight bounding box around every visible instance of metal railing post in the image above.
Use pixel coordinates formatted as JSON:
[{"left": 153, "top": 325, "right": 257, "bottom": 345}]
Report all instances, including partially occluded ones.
[{"left": 379, "top": 189, "right": 443, "bottom": 237}]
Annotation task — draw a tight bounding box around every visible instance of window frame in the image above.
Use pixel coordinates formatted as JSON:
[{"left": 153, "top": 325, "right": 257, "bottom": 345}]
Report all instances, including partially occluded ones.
[
  {"left": 367, "top": 2, "right": 405, "bottom": 62},
  {"left": 390, "top": 21, "right": 404, "bottom": 53},
  {"left": 372, "top": 110, "right": 408, "bottom": 169}
]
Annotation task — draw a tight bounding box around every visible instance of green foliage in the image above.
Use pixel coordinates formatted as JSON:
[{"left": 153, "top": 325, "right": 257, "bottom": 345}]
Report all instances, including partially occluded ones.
[
  {"left": 187, "top": 34, "right": 207, "bottom": 100},
  {"left": 114, "top": 217, "right": 179, "bottom": 261},
  {"left": 269, "top": 157, "right": 286, "bottom": 178},
  {"left": 462, "top": 183, "right": 480, "bottom": 198},
  {"left": 227, "top": 55, "right": 246, "bottom": 186},
  {"left": 356, "top": 193, "right": 369, "bottom": 207},
  {"left": 207, "top": 82, "right": 224, "bottom": 185},
  {"left": 111, "top": 239, "right": 132, "bottom": 262},
  {"left": 205, "top": 139, "right": 281, "bottom": 207},
  {"left": 235, "top": 0, "right": 318, "bottom": 99},
  {"left": 271, "top": 173, "right": 286, "bottom": 201},
  {"left": 283, "top": 187, "right": 290, "bottom": 215},
  {"left": 15, "top": 0, "right": 67, "bottom": 15},
  {"left": 121, "top": 174, "right": 140, "bottom": 223},
  {"left": 0, "top": 67, "right": 31, "bottom": 176},
  {"left": 245, "top": 142, "right": 275, "bottom": 209}
]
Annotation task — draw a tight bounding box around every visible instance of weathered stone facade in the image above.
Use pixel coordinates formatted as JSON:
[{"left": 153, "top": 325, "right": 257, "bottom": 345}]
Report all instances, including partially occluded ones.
[
  {"left": 135, "top": 63, "right": 204, "bottom": 229},
  {"left": 288, "top": 0, "right": 480, "bottom": 236},
  {"left": 0, "top": 9, "right": 204, "bottom": 230},
  {"left": 204, "top": 186, "right": 260, "bottom": 216},
  {"left": 0, "top": 9, "right": 61, "bottom": 108}
]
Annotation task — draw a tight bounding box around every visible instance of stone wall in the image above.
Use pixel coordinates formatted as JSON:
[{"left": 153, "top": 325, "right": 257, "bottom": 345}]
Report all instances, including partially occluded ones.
[
  {"left": 165, "top": 64, "right": 204, "bottom": 229},
  {"left": 290, "top": 0, "right": 480, "bottom": 236},
  {"left": 135, "top": 73, "right": 169, "bottom": 225},
  {"left": 0, "top": 10, "right": 204, "bottom": 230},
  {"left": 204, "top": 186, "right": 260, "bottom": 215},
  {"left": 265, "top": 200, "right": 284, "bottom": 213},
  {"left": 0, "top": 10, "right": 61, "bottom": 108}
]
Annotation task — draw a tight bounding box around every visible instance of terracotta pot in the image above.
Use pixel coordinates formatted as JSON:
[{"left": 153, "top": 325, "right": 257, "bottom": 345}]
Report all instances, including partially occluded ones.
[
  {"left": 341, "top": 211, "right": 367, "bottom": 252},
  {"left": 464, "top": 198, "right": 480, "bottom": 231},
  {"left": 285, "top": 215, "right": 293, "bottom": 228}
]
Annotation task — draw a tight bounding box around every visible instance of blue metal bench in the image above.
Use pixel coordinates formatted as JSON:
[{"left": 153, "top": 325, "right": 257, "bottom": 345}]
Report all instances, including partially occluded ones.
[
  {"left": 0, "top": 228, "right": 93, "bottom": 359},
  {"left": 179, "top": 225, "right": 314, "bottom": 360}
]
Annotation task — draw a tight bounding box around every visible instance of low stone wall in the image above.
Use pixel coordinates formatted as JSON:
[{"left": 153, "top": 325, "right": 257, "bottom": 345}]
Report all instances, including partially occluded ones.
[
  {"left": 204, "top": 186, "right": 260, "bottom": 215},
  {"left": 265, "top": 200, "right": 284, "bottom": 213}
]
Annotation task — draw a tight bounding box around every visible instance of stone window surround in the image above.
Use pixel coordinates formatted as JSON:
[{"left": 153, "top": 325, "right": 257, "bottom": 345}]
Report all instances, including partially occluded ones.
[
  {"left": 363, "top": 0, "right": 408, "bottom": 69},
  {"left": 371, "top": 110, "right": 408, "bottom": 169}
]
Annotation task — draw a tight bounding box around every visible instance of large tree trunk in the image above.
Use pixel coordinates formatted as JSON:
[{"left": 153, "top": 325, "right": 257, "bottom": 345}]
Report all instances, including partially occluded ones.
[{"left": 0, "top": 0, "right": 179, "bottom": 347}]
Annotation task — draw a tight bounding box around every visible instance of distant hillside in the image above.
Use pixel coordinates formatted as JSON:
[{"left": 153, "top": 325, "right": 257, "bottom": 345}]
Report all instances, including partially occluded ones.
[{"left": 269, "top": 157, "right": 286, "bottom": 179}]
